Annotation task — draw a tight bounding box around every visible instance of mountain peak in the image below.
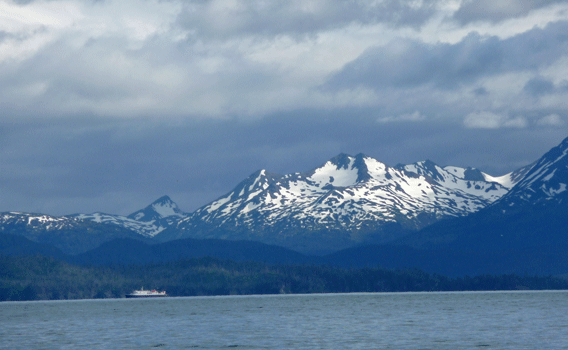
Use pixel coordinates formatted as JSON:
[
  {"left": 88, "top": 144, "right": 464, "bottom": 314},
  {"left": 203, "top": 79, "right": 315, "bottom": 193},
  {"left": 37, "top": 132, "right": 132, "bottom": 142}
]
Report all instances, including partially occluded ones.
[
  {"left": 397, "top": 159, "right": 445, "bottom": 183},
  {"left": 152, "top": 195, "right": 174, "bottom": 205},
  {"left": 329, "top": 153, "right": 353, "bottom": 169},
  {"left": 316, "top": 153, "right": 375, "bottom": 184},
  {"left": 128, "top": 195, "right": 184, "bottom": 222},
  {"left": 496, "top": 137, "right": 568, "bottom": 208}
]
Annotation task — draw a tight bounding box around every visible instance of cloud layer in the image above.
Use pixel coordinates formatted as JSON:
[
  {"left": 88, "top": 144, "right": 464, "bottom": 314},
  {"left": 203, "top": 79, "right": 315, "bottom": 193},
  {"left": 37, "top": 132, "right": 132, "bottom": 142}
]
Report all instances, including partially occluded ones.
[{"left": 2, "top": 0, "right": 568, "bottom": 215}]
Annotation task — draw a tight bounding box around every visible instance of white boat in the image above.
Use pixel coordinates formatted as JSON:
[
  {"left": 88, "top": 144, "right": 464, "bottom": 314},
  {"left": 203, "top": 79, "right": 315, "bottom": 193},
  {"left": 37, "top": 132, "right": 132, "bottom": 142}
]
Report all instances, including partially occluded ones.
[{"left": 125, "top": 287, "right": 167, "bottom": 298}]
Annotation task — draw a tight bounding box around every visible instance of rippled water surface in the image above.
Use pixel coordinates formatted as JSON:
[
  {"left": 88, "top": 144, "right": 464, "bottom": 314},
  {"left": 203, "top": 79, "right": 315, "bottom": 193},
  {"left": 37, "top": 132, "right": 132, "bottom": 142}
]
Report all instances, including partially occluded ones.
[{"left": 1, "top": 291, "right": 567, "bottom": 349}]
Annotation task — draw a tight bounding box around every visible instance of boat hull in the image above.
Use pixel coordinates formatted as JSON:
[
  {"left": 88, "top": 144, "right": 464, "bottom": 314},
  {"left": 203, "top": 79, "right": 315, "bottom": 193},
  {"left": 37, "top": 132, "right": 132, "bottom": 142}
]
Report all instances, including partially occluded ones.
[{"left": 125, "top": 294, "right": 167, "bottom": 298}]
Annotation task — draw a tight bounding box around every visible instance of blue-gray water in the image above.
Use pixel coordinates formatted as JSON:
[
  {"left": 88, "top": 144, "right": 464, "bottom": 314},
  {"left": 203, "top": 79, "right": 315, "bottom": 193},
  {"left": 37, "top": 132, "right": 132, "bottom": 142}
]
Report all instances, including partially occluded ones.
[{"left": 1, "top": 291, "right": 567, "bottom": 349}]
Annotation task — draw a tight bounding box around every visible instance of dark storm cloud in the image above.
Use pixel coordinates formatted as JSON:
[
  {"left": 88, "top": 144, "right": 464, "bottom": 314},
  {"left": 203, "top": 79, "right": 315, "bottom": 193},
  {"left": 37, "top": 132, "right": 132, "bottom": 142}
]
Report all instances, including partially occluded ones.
[
  {"left": 2, "top": 112, "right": 566, "bottom": 216},
  {"left": 176, "top": 0, "right": 439, "bottom": 39},
  {"left": 453, "top": 0, "right": 565, "bottom": 24},
  {"left": 326, "top": 20, "right": 568, "bottom": 90}
]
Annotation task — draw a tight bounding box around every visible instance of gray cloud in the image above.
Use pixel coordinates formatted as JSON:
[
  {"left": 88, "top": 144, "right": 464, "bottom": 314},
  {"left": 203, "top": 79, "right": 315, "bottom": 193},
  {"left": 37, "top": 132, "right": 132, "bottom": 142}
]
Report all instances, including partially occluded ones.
[
  {"left": 322, "top": 20, "right": 568, "bottom": 131},
  {"left": 453, "top": 0, "right": 565, "bottom": 24},
  {"left": 326, "top": 21, "right": 568, "bottom": 90},
  {"left": 523, "top": 77, "right": 556, "bottom": 96},
  {"left": 473, "top": 87, "right": 488, "bottom": 96},
  {"left": 176, "top": 0, "right": 439, "bottom": 39}
]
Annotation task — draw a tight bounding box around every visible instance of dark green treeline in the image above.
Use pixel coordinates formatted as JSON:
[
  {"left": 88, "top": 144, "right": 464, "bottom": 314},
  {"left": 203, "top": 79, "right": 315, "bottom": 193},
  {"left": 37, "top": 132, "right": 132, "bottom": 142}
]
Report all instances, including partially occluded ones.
[{"left": 2, "top": 255, "right": 568, "bottom": 301}]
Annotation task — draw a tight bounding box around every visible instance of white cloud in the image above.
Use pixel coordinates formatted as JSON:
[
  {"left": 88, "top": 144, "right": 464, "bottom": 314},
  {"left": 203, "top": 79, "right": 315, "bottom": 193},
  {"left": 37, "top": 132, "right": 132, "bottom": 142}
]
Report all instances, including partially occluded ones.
[
  {"left": 502, "top": 116, "right": 528, "bottom": 128},
  {"left": 453, "top": 0, "right": 567, "bottom": 24},
  {"left": 377, "top": 110, "right": 426, "bottom": 123},
  {"left": 0, "top": 0, "right": 568, "bottom": 122},
  {"left": 537, "top": 113, "right": 564, "bottom": 126},
  {"left": 463, "top": 111, "right": 527, "bottom": 129},
  {"left": 0, "top": 0, "right": 182, "bottom": 63}
]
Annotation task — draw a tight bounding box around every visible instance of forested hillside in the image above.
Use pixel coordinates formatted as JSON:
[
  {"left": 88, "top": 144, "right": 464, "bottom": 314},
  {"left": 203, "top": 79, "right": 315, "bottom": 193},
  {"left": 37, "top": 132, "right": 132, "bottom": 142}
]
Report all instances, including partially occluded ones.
[{"left": 2, "top": 255, "right": 567, "bottom": 302}]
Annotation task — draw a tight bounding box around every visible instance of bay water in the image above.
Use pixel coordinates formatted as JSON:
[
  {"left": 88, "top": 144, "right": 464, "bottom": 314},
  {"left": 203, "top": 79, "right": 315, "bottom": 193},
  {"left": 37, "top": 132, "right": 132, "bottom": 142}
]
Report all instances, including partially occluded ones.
[{"left": 1, "top": 290, "right": 567, "bottom": 349}]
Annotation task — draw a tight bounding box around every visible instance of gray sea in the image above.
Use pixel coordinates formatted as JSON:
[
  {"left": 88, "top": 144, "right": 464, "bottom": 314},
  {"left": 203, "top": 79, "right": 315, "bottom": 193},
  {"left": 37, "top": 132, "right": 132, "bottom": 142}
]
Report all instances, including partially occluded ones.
[{"left": 1, "top": 290, "right": 567, "bottom": 349}]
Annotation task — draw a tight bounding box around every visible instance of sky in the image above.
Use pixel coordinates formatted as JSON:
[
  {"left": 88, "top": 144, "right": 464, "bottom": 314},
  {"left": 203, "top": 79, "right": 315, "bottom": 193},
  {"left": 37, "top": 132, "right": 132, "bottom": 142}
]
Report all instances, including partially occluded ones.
[{"left": 2, "top": 0, "right": 568, "bottom": 216}]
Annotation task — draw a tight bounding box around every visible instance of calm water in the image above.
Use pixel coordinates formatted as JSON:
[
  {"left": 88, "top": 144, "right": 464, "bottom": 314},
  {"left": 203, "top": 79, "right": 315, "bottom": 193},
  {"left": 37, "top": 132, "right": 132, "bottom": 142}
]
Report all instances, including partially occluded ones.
[{"left": 1, "top": 291, "right": 567, "bottom": 349}]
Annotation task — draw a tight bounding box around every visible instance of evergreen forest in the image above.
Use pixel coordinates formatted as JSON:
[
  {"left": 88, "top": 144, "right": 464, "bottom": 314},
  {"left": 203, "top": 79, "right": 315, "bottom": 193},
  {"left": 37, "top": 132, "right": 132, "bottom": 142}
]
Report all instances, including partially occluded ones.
[{"left": 2, "top": 254, "right": 568, "bottom": 302}]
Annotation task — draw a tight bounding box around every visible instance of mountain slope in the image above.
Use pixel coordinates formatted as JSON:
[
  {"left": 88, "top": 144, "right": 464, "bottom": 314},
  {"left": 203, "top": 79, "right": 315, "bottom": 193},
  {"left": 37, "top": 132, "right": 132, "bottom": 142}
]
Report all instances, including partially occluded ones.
[
  {"left": 0, "top": 233, "right": 67, "bottom": 260},
  {"left": 74, "top": 237, "right": 312, "bottom": 266}
]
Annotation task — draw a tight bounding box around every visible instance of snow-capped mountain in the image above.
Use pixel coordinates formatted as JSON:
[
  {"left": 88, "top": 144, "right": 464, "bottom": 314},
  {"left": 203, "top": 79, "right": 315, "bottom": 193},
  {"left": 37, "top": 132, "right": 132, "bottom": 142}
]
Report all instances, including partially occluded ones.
[
  {"left": 0, "top": 211, "right": 144, "bottom": 255},
  {"left": 410, "top": 160, "right": 531, "bottom": 190},
  {"left": 495, "top": 137, "right": 568, "bottom": 210},
  {"left": 1, "top": 212, "right": 83, "bottom": 231},
  {"left": 0, "top": 196, "right": 187, "bottom": 254},
  {"left": 74, "top": 196, "right": 186, "bottom": 238},
  {"left": 164, "top": 154, "right": 523, "bottom": 252},
  {"left": 127, "top": 195, "right": 184, "bottom": 222},
  {"left": 396, "top": 135, "right": 568, "bottom": 268},
  {"left": 73, "top": 212, "right": 168, "bottom": 238}
]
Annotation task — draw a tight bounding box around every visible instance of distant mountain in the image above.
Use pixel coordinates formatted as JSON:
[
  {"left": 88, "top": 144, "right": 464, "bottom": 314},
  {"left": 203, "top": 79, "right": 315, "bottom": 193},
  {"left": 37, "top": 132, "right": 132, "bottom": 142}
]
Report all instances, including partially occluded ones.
[
  {"left": 127, "top": 195, "right": 185, "bottom": 222},
  {"left": 397, "top": 136, "right": 568, "bottom": 252},
  {"left": 72, "top": 196, "right": 185, "bottom": 238},
  {"left": 496, "top": 136, "right": 568, "bottom": 210},
  {"left": 322, "top": 240, "right": 568, "bottom": 276},
  {"left": 0, "top": 233, "right": 66, "bottom": 260},
  {"left": 161, "top": 154, "right": 521, "bottom": 253},
  {"left": 0, "top": 195, "right": 185, "bottom": 254},
  {"left": 74, "top": 237, "right": 313, "bottom": 266},
  {"left": 0, "top": 212, "right": 148, "bottom": 255}
]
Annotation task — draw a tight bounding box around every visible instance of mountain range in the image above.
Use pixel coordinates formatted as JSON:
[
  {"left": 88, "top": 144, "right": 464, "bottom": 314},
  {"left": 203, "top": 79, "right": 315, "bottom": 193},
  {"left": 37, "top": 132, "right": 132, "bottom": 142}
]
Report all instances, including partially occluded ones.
[
  {"left": 2, "top": 136, "right": 568, "bottom": 276},
  {"left": 1, "top": 153, "right": 529, "bottom": 255}
]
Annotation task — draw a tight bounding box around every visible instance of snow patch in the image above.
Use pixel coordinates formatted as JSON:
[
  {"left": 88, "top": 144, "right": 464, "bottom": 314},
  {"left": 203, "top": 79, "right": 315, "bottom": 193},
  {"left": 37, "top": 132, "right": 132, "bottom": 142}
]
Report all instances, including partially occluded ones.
[
  {"left": 207, "top": 196, "right": 231, "bottom": 213},
  {"left": 151, "top": 201, "right": 180, "bottom": 218},
  {"left": 249, "top": 170, "right": 266, "bottom": 191},
  {"left": 483, "top": 172, "right": 515, "bottom": 189},
  {"left": 444, "top": 166, "right": 465, "bottom": 179},
  {"left": 543, "top": 183, "right": 567, "bottom": 196},
  {"left": 542, "top": 169, "right": 557, "bottom": 182},
  {"left": 310, "top": 158, "right": 358, "bottom": 187}
]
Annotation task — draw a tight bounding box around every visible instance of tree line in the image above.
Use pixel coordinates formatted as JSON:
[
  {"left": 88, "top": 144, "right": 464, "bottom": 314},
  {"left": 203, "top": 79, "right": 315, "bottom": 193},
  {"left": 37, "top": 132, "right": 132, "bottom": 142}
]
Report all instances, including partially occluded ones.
[{"left": 1, "top": 254, "right": 568, "bottom": 301}]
